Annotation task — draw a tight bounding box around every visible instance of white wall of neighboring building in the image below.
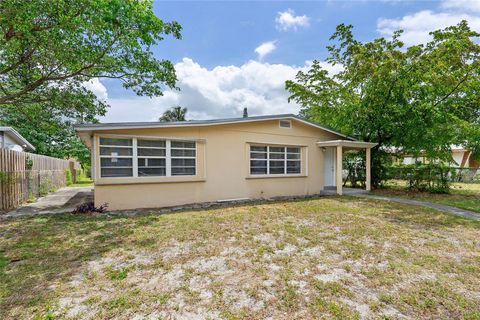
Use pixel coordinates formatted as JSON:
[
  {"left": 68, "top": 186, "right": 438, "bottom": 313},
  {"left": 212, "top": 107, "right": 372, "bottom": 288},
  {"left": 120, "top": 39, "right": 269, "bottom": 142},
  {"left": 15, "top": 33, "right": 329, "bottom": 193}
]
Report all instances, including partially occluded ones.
[
  {"left": 2, "top": 133, "right": 24, "bottom": 151},
  {"left": 0, "top": 128, "right": 35, "bottom": 152},
  {"left": 451, "top": 151, "right": 465, "bottom": 168}
]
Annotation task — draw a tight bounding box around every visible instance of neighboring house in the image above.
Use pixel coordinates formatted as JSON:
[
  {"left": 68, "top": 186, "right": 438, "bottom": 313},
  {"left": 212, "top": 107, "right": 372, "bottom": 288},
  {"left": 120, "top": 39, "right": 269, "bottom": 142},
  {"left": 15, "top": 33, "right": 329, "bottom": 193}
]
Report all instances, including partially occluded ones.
[
  {"left": 75, "top": 114, "right": 376, "bottom": 210},
  {"left": 0, "top": 127, "right": 35, "bottom": 152},
  {"left": 400, "top": 145, "right": 479, "bottom": 169}
]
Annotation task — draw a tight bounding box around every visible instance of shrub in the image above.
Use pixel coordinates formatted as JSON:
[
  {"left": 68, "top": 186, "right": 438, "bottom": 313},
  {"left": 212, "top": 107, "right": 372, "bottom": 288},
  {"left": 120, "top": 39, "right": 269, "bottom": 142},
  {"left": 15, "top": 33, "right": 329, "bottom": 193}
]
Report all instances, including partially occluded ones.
[
  {"left": 343, "top": 153, "right": 366, "bottom": 188},
  {"left": 39, "top": 177, "right": 52, "bottom": 196},
  {"left": 65, "top": 169, "right": 73, "bottom": 186},
  {"left": 72, "top": 201, "right": 108, "bottom": 214},
  {"left": 390, "top": 163, "right": 453, "bottom": 193}
]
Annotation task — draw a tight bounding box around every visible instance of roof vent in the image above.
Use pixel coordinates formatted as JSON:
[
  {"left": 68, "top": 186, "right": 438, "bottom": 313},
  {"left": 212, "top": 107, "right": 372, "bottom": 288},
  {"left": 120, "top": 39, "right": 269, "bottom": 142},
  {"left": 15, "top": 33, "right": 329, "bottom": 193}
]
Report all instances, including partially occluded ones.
[{"left": 279, "top": 120, "right": 292, "bottom": 128}]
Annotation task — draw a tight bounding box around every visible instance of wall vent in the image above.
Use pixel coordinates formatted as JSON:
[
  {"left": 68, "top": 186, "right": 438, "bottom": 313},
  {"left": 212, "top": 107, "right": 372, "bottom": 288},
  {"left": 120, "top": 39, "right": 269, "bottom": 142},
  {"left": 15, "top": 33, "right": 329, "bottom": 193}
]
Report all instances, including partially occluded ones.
[{"left": 279, "top": 120, "right": 292, "bottom": 128}]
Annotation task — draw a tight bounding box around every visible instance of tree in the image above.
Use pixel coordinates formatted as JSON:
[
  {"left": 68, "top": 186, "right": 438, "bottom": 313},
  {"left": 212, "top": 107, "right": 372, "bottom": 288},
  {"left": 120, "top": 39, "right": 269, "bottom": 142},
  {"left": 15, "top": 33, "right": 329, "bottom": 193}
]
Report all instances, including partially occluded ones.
[
  {"left": 286, "top": 21, "right": 480, "bottom": 187},
  {"left": 0, "top": 0, "right": 182, "bottom": 164},
  {"left": 159, "top": 106, "right": 187, "bottom": 122},
  {"left": 0, "top": 92, "right": 103, "bottom": 166},
  {"left": 0, "top": 0, "right": 181, "bottom": 106}
]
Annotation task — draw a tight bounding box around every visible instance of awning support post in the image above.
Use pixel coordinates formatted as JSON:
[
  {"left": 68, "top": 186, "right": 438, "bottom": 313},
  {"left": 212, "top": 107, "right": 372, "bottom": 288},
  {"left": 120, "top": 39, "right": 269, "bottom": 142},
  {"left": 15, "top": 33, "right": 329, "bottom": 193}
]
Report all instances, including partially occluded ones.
[{"left": 336, "top": 145, "right": 343, "bottom": 195}]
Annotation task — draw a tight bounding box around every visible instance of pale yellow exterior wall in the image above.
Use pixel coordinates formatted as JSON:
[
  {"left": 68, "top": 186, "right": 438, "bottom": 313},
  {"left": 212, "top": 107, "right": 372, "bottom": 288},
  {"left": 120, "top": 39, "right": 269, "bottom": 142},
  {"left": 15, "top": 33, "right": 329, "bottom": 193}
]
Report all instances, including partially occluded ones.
[{"left": 85, "top": 119, "right": 341, "bottom": 210}]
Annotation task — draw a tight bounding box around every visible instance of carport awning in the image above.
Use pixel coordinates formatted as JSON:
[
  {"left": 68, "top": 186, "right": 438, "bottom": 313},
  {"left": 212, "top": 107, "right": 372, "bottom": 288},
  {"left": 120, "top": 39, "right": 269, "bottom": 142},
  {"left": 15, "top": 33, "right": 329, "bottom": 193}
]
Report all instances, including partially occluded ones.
[{"left": 316, "top": 140, "right": 377, "bottom": 149}]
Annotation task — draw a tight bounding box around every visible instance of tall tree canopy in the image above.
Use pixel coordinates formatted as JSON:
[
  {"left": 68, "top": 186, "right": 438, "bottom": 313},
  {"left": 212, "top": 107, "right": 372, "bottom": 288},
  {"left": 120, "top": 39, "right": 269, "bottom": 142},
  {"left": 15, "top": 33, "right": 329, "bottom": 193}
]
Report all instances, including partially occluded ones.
[
  {"left": 286, "top": 21, "right": 480, "bottom": 185},
  {"left": 159, "top": 106, "right": 187, "bottom": 122},
  {"left": 0, "top": 0, "right": 181, "bottom": 164}
]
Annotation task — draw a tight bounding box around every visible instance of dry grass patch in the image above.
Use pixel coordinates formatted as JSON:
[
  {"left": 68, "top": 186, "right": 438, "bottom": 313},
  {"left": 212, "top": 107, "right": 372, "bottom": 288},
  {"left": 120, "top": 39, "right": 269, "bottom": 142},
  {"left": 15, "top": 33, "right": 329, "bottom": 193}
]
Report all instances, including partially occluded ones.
[{"left": 1, "top": 197, "right": 480, "bottom": 319}]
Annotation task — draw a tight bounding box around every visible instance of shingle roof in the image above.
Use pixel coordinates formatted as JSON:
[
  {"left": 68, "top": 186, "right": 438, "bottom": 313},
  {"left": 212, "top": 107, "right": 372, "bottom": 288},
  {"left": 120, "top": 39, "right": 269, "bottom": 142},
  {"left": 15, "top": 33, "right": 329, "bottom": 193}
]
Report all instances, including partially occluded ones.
[{"left": 75, "top": 114, "right": 352, "bottom": 140}]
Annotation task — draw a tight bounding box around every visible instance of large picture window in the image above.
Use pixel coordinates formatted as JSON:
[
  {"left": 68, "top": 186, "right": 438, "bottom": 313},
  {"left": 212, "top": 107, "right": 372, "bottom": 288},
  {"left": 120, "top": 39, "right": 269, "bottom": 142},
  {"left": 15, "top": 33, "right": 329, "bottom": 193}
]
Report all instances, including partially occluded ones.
[
  {"left": 99, "top": 137, "right": 196, "bottom": 178},
  {"left": 250, "top": 145, "right": 301, "bottom": 175}
]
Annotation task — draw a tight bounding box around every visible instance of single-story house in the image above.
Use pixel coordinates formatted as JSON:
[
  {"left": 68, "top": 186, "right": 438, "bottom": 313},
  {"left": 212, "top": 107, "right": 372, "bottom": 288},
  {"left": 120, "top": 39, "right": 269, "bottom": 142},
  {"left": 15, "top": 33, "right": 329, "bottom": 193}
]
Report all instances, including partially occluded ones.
[
  {"left": 75, "top": 114, "right": 377, "bottom": 210},
  {"left": 399, "top": 145, "right": 479, "bottom": 169},
  {"left": 0, "top": 126, "right": 35, "bottom": 152}
]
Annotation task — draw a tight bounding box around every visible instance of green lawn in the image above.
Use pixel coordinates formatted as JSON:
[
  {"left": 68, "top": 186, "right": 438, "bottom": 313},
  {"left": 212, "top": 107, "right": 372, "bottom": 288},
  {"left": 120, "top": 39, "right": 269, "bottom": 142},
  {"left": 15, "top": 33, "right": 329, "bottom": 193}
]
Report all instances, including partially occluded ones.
[
  {"left": 1, "top": 197, "right": 480, "bottom": 319},
  {"left": 68, "top": 176, "right": 93, "bottom": 188},
  {"left": 373, "top": 181, "right": 480, "bottom": 213}
]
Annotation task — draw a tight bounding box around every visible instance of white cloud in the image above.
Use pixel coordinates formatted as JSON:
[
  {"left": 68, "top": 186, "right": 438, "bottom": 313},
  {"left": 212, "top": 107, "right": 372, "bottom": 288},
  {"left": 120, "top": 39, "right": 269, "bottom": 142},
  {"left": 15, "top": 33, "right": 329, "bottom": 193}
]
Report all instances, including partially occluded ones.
[
  {"left": 83, "top": 78, "right": 108, "bottom": 101},
  {"left": 101, "top": 58, "right": 341, "bottom": 122},
  {"left": 254, "top": 41, "right": 277, "bottom": 60},
  {"left": 377, "top": 10, "right": 480, "bottom": 46},
  {"left": 441, "top": 0, "right": 480, "bottom": 13},
  {"left": 275, "top": 9, "right": 310, "bottom": 31}
]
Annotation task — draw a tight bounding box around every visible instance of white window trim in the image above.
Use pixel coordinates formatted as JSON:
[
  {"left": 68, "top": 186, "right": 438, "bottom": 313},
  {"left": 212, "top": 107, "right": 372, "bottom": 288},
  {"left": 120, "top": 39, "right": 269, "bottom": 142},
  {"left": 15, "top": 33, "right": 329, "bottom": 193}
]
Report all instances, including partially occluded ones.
[
  {"left": 249, "top": 144, "right": 302, "bottom": 176},
  {"left": 99, "top": 137, "right": 196, "bottom": 178}
]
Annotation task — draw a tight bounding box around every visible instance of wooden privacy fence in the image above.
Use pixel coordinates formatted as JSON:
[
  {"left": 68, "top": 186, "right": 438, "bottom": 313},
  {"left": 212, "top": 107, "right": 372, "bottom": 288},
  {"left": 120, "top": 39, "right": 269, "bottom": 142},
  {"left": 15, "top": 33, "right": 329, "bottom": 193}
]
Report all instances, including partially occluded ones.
[{"left": 0, "top": 149, "right": 75, "bottom": 212}]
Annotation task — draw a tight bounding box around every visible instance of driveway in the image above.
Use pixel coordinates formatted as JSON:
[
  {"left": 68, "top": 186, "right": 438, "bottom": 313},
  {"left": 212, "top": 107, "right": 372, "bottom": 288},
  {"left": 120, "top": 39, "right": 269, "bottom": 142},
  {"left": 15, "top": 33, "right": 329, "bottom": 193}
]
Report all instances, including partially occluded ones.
[{"left": 2, "top": 187, "right": 93, "bottom": 218}]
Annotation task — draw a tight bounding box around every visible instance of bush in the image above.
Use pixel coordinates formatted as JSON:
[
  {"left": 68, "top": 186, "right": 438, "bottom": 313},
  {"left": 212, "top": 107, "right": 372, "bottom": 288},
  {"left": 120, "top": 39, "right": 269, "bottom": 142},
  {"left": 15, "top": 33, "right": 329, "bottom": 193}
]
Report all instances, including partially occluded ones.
[
  {"left": 389, "top": 163, "right": 453, "bottom": 193},
  {"left": 343, "top": 153, "right": 366, "bottom": 188},
  {"left": 39, "top": 177, "right": 52, "bottom": 196},
  {"left": 72, "top": 201, "right": 108, "bottom": 214},
  {"left": 65, "top": 169, "right": 73, "bottom": 186}
]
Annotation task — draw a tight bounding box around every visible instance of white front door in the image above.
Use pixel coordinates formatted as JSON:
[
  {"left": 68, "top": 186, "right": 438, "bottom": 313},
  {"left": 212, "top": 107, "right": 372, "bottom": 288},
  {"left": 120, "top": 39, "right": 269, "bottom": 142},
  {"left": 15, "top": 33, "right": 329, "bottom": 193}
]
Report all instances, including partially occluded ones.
[{"left": 324, "top": 147, "right": 336, "bottom": 187}]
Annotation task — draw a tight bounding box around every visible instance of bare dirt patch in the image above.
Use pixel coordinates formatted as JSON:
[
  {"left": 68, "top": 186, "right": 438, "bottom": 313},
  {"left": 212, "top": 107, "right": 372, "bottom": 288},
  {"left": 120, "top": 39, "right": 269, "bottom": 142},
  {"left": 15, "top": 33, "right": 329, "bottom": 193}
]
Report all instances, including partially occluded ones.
[{"left": 1, "top": 198, "right": 480, "bottom": 319}]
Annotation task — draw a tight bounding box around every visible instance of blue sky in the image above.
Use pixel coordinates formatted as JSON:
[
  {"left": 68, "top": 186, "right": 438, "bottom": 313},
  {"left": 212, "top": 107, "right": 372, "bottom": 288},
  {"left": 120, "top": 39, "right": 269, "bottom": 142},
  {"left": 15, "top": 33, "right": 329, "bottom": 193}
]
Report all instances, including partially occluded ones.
[{"left": 93, "top": 0, "right": 480, "bottom": 122}]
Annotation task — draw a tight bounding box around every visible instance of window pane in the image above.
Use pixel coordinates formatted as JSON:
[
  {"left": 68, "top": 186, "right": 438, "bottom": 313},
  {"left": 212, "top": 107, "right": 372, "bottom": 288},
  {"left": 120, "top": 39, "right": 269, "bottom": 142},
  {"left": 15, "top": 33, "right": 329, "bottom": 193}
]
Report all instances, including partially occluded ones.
[
  {"left": 138, "top": 148, "right": 166, "bottom": 157},
  {"left": 251, "top": 167, "right": 267, "bottom": 175},
  {"left": 171, "top": 141, "right": 195, "bottom": 149},
  {"left": 138, "top": 158, "right": 166, "bottom": 167},
  {"left": 270, "top": 153, "right": 285, "bottom": 160},
  {"left": 270, "top": 146, "right": 284, "bottom": 153},
  {"left": 101, "top": 168, "right": 132, "bottom": 177},
  {"left": 269, "top": 160, "right": 285, "bottom": 174},
  {"left": 172, "top": 167, "right": 195, "bottom": 175},
  {"left": 269, "top": 160, "right": 285, "bottom": 168},
  {"left": 287, "top": 161, "right": 301, "bottom": 174},
  {"left": 250, "top": 160, "right": 267, "bottom": 167},
  {"left": 100, "top": 138, "right": 132, "bottom": 146},
  {"left": 250, "top": 152, "right": 267, "bottom": 159},
  {"left": 269, "top": 167, "right": 285, "bottom": 174},
  {"left": 287, "top": 153, "right": 300, "bottom": 160},
  {"left": 251, "top": 146, "right": 267, "bottom": 152},
  {"left": 138, "top": 167, "right": 166, "bottom": 176},
  {"left": 100, "top": 158, "right": 132, "bottom": 167},
  {"left": 171, "top": 149, "right": 195, "bottom": 157},
  {"left": 172, "top": 158, "right": 195, "bottom": 167},
  {"left": 148, "top": 158, "right": 166, "bottom": 167},
  {"left": 287, "top": 147, "right": 300, "bottom": 154},
  {"left": 138, "top": 139, "right": 165, "bottom": 148},
  {"left": 100, "top": 147, "right": 132, "bottom": 156}
]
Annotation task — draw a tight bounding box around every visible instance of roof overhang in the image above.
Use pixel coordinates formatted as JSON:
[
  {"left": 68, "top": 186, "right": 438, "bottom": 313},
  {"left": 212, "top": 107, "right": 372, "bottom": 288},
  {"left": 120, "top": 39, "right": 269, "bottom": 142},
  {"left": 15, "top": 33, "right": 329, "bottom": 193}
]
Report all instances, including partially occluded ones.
[
  {"left": 0, "top": 126, "right": 35, "bottom": 151},
  {"left": 316, "top": 140, "right": 377, "bottom": 149},
  {"left": 75, "top": 114, "right": 353, "bottom": 141}
]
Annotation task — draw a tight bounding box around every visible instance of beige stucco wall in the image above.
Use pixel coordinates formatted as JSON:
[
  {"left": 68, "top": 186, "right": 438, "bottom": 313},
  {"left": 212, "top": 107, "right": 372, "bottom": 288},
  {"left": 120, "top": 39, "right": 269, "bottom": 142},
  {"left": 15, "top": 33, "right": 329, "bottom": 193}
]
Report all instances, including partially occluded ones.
[{"left": 86, "top": 119, "right": 341, "bottom": 210}]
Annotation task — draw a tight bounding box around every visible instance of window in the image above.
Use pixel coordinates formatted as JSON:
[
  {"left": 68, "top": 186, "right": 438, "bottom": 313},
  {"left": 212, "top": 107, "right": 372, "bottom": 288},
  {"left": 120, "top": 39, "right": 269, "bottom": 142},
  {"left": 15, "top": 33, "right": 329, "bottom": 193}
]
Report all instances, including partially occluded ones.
[
  {"left": 137, "top": 139, "right": 166, "bottom": 176},
  {"left": 250, "top": 145, "right": 301, "bottom": 175},
  {"left": 279, "top": 120, "right": 292, "bottom": 128},
  {"left": 99, "top": 137, "right": 196, "bottom": 178},
  {"left": 171, "top": 141, "right": 196, "bottom": 176},
  {"left": 99, "top": 138, "right": 133, "bottom": 177}
]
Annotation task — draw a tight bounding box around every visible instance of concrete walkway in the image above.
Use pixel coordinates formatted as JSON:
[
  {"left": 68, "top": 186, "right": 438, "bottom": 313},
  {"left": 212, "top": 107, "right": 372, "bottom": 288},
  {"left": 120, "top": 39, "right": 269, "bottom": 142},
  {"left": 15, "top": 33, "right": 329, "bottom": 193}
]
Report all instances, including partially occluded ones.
[
  {"left": 2, "top": 187, "right": 93, "bottom": 218},
  {"left": 354, "top": 193, "right": 480, "bottom": 221}
]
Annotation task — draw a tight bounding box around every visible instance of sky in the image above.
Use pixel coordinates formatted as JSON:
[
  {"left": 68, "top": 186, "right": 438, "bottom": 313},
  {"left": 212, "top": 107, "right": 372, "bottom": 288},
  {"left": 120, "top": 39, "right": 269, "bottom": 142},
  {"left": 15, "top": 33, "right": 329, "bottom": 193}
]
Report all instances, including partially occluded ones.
[{"left": 92, "top": 0, "right": 480, "bottom": 123}]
